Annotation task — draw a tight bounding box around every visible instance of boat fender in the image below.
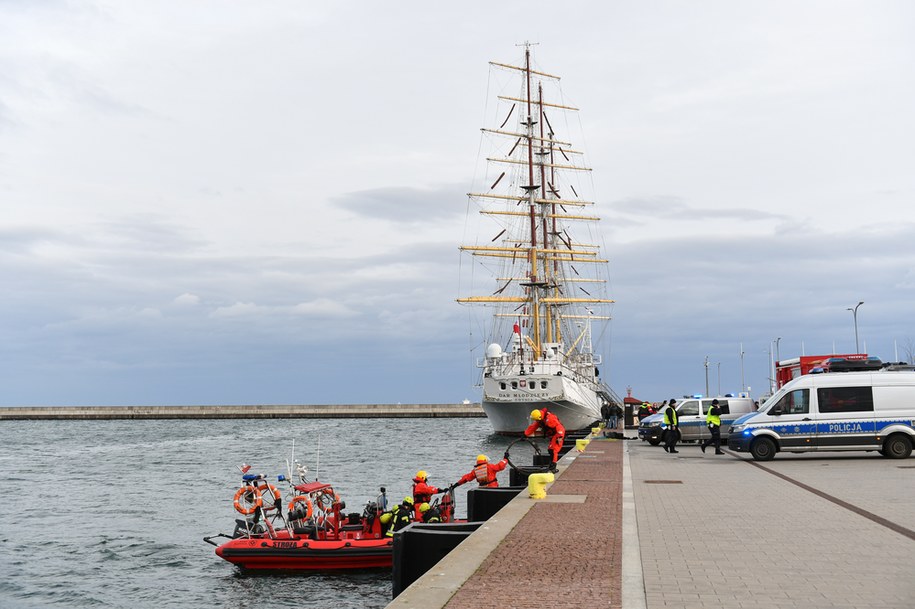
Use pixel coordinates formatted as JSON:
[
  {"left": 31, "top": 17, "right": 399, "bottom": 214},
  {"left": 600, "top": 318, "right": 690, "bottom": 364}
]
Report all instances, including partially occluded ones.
[
  {"left": 527, "top": 472, "right": 554, "bottom": 499},
  {"left": 233, "top": 487, "right": 263, "bottom": 515},
  {"left": 287, "top": 496, "right": 314, "bottom": 520}
]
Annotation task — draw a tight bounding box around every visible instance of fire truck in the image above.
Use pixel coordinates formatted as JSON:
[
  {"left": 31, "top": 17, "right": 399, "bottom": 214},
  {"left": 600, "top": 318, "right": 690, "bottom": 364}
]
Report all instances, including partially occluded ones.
[{"left": 774, "top": 353, "right": 870, "bottom": 388}]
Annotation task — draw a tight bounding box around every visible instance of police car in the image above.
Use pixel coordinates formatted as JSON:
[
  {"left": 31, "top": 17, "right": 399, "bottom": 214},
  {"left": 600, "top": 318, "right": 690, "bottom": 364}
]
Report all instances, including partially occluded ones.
[
  {"left": 728, "top": 368, "right": 915, "bottom": 461},
  {"left": 638, "top": 396, "right": 756, "bottom": 445}
]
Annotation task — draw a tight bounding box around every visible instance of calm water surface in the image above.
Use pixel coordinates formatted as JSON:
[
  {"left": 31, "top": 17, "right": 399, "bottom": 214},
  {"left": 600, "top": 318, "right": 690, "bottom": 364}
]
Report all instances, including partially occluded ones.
[{"left": 0, "top": 417, "right": 531, "bottom": 608}]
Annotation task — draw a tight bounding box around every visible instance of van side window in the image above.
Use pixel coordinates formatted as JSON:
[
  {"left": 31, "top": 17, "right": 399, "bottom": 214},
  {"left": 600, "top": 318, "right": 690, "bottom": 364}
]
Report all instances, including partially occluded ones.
[
  {"left": 769, "top": 389, "right": 810, "bottom": 415},
  {"left": 717, "top": 400, "right": 730, "bottom": 415},
  {"left": 818, "top": 387, "right": 874, "bottom": 413},
  {"left": 679, "top": 401, "right": 699, "bottom": 416}
]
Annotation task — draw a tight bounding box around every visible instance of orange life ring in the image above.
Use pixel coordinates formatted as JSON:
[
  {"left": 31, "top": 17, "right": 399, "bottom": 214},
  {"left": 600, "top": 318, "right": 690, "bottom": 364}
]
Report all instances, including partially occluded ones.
[
  {"left": 316, "top": 489, "right": 340, "bottom": 508},
  {"left": 255, "top": 483, "right": 282, "bottom": 509},
  {"left": 286, "top": 495, "right": 314, "bottom": 520},
  {"left": 233, "top": 486, "right": 263, "bottom": 515}
]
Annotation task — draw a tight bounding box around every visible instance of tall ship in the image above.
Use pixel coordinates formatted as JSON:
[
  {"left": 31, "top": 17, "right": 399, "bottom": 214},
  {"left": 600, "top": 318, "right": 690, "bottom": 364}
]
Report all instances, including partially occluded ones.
[{"left": 458, "top": 45, "right": 618, "bottom": 435}]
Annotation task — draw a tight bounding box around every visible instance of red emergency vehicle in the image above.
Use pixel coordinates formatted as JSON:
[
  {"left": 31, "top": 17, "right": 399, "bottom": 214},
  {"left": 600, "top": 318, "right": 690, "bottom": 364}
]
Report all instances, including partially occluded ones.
[{"left": 775, "top": 353, "right": 868, "bottom": 388}]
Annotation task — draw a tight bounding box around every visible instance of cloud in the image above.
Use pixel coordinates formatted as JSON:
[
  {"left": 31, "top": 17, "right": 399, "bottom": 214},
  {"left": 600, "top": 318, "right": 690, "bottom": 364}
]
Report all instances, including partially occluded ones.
[
  {"left": 610, "top": 195, "right": 788, "bottom": 223},
  {"left": 292, "top": 298, "right": 358, "bottom": 318},
  {"left": 333, "top": 184, "right": 466, "bottom": 224},
  {"left": 173, "top": 293, "right": 199, "bottom": 306}
]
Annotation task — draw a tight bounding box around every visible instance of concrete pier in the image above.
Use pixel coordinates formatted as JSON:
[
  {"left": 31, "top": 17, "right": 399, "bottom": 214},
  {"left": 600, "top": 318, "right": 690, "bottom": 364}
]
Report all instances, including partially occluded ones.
[
  {"left": 387, "top": 431, "right": 915, "bottom": 609},
  {"left": 0, "top": 403, "right": 484, "bottom": 420}
]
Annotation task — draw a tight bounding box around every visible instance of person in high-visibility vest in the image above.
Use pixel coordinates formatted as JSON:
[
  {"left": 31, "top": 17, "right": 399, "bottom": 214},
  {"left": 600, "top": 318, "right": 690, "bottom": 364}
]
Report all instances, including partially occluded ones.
[
  {"left": 663, "top": 399, "right": 680, "bottom": 453},
  {"left": 637, "top": 402, "right": 651, "bottom": 422},
  {"left": 418, "top": 502, "right": 442, "bottom": 523},
  {"left": 379, "top": 496, "right": 414, "bottom": 537},
  {"left": 701, "top": 398, "right": 725, "bottom": 455}
]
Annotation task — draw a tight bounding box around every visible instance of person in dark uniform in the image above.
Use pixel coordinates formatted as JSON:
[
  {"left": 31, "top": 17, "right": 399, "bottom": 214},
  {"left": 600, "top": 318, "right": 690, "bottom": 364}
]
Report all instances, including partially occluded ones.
[
  {"left": 663, "top": 399, "right": 679, "bottom": 453},
  {"left": 701, "top": 398, "right": 725, "bottom": 455},
  {"left": 418, "top": 502, "right": 442, "bottom": 523},
  {"left": 637, "top": 402, "right": 651, "bottom": 422},
  {"left": 379, "top": 496, "right": 414, "bottom": 537}
]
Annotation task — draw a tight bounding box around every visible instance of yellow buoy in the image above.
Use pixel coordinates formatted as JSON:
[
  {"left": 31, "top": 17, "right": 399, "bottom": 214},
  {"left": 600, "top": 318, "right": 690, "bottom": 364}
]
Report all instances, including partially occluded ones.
[
  {"left": 527, "top": 472, "right": 554, "bottom": 499},
  {"left": 576, "top": 438, "right": 590, "bottom": 452}
]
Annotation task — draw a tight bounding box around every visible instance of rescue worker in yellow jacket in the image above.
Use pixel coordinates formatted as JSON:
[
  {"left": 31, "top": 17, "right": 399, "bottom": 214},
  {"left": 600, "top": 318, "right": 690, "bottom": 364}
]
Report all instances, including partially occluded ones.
[
  {"left": 418, "top": 502, "right": 443, "bottom": 523},
  {"left": 379, "top": 496, "right": 414, "bottom": 537}
]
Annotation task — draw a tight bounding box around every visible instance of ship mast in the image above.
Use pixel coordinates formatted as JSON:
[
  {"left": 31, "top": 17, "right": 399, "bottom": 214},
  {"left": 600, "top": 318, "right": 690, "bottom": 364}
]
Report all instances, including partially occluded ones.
[
  {"left": 457, "top": 46, "right": 615, "bottom": 363},
  {"left": 521, "top": 44, "right": 542, "bottom": 359}
]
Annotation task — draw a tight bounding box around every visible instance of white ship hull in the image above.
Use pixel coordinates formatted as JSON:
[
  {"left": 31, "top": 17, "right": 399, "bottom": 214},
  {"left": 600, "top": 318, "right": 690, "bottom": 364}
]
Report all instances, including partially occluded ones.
[
  {"left": 482, "top": 395, "right": 602, "bottom": 435},
  {"left": 479, "top": 354, "right": 603, "bottom": 434}
]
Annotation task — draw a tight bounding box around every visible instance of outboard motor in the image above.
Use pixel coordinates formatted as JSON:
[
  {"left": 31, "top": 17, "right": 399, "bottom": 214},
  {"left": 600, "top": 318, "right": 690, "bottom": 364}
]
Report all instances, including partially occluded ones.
[{"left": 232, "top": 519, "right": 265, "bottom": 538}]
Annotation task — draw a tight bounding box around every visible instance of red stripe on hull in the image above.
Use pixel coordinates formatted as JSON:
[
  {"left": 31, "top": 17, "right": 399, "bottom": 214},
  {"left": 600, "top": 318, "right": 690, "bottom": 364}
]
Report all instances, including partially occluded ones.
[{"left": 216, "top": 538, "right": 393, "bottom": 571}]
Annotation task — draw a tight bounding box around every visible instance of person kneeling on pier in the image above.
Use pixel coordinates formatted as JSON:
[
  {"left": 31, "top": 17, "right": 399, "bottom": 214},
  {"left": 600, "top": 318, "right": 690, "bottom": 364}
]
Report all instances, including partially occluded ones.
[
  {"left": 379, "top": 496, "right": 414, "bottom": 537},
  {"left": 524, "top": 408, "right": 566, "bottom": 472},
  {"left": 453, "top": 453, "right": 508, "bottom": 489}
]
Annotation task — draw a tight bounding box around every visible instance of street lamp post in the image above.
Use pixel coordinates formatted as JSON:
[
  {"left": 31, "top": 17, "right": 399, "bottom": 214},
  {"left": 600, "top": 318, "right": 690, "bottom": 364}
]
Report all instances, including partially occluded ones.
[
  {"left": 717, "top": 362, "right": 721, "bottom": 396},
  {"left": 775, "top": 337, "right": 781, "bottom": 365},
  {"left": 740, "top": 343, "right": 745, "bottom": 392},
  {"left": 704, "top": 356, "right": 709, "bottom": 397},
  {"left": 847, "top": 301, "right": 864, "bottom": 353}
]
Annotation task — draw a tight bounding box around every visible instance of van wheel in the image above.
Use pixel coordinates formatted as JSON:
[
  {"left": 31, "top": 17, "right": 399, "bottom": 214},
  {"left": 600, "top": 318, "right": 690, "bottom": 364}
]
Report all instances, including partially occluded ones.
[
  {"left": 883, "top": 434, "right": 913, "bottom": 459},
  {"left": 750, "top": 437, "right": 776, "bottom": 461},
  {"left": 648, "top": 435, "right": 661, "bottom": 446}
]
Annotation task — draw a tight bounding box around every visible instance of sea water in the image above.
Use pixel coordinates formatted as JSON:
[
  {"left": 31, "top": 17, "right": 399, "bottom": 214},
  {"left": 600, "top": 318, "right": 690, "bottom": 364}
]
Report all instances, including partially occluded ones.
[{"left": 0, "top": 417, "right": 534, "bottom": 608}]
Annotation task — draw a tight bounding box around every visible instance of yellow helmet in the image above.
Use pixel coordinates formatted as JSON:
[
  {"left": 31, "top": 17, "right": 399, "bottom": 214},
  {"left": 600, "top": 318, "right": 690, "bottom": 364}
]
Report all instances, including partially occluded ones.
[
  {"left": 403, "top": 496, "right": 414, "bottom": 505},
  {"left": 530, "top": 409, "right": 543, "bottom": 421},
  {"left": 418, "top": 502, "right": 430, "bottom": 513},
  {"left": 476, "top": 454, "right": 489, "bottom": 464},
  {"left": 415, "top": 470, "right": 428, "bottom": 481}
]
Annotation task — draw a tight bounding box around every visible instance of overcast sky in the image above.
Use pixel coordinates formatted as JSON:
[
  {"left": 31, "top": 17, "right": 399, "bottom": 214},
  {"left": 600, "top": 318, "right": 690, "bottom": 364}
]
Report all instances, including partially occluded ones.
[{"left": 2, "top": 1, "right": 913, "bottom": 407}]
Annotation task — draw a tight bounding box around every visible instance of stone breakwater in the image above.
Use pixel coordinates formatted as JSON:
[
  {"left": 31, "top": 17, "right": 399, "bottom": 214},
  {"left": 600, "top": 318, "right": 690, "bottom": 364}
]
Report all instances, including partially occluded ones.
[{"left": 0, "top": 403, "right": 484, "bottom": 420}]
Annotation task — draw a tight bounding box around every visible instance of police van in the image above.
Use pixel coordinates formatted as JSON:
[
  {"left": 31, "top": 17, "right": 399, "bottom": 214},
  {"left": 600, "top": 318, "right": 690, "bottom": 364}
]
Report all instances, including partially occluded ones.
[
  {"left": 727, "top": 368, "right": 915, "bottom": 461},
  {"left": 638, "top": 396, "right": 756, "bottom": 445}
]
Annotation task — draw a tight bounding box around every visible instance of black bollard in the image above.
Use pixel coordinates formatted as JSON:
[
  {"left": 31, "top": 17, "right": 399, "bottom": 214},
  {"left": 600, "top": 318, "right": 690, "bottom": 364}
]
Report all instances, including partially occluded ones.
[{"left": 466, "top": 486, "right": 524, "bottom": 521}]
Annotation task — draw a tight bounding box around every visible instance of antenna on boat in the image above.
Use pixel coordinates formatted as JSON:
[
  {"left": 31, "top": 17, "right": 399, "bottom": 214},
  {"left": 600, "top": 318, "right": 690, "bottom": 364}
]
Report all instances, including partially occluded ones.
[
  {"left": 285, "top": 438, "right": 295, "bottom": 483},
  {"left": 315, "top": 436, "right": 320, "bottom": 481}
]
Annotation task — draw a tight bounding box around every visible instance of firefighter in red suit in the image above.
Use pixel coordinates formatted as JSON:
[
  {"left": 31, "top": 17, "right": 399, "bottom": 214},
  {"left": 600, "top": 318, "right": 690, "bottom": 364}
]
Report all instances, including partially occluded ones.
[
  {"left": 524, "top": 408, "right": 566, "bottom": 472},
  {"left": 454, "top": 454, "right": 508, "bottom": 488},
  {"left": 411, "top": 470, "right": 441, "bottom": 519}
]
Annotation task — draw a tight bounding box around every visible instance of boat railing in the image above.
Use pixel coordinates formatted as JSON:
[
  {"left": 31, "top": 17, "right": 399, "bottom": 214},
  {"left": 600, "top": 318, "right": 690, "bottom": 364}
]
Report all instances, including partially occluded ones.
[{"left": 480, "top": 352, "right": 601, "bottom": 381}]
